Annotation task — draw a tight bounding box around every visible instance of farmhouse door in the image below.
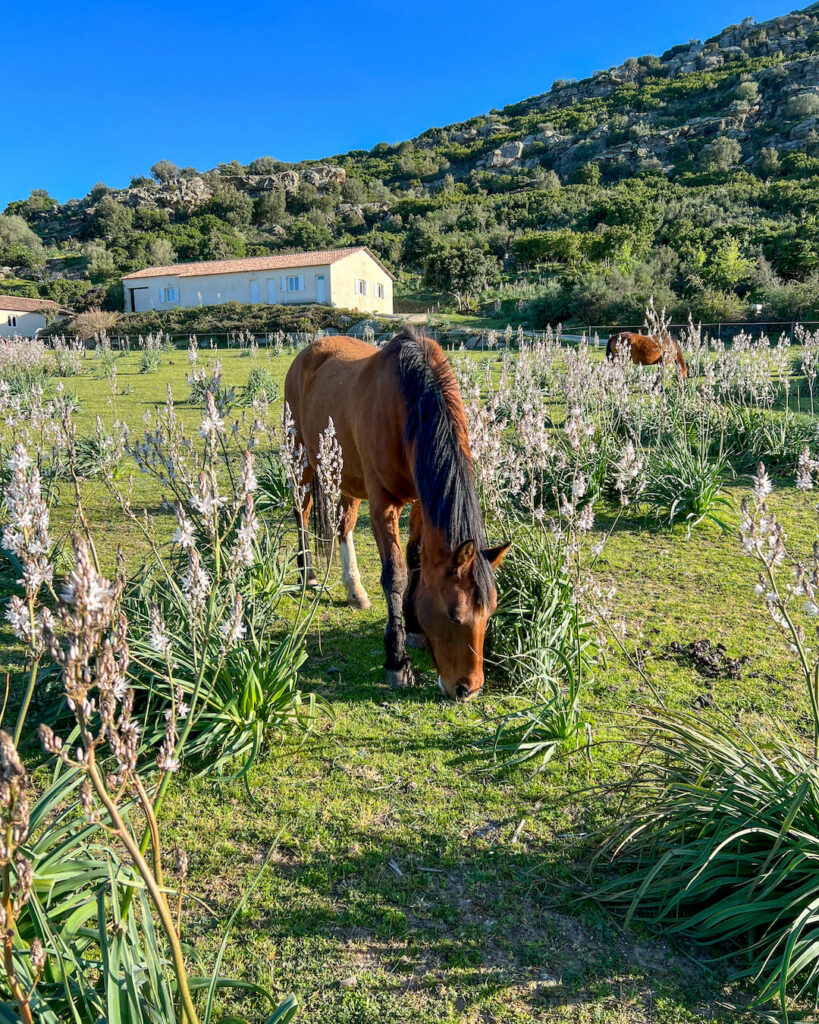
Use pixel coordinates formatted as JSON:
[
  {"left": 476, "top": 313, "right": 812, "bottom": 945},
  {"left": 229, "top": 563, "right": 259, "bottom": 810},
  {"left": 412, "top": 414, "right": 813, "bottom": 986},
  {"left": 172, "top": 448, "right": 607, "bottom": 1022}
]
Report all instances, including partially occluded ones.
[
  {"left": 316, "top": 275, "right": 326, "bottom": 303},
  {"left": 131, "top": 287, "right": 150, "bottom": 312}
]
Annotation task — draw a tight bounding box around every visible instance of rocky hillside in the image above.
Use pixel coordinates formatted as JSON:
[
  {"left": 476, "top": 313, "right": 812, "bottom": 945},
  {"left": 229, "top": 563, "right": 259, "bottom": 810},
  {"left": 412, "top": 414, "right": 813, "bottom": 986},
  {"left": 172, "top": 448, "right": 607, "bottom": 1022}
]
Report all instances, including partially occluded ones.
[{"left": 7, "top": 4, "right": 819, "bottom": 325}]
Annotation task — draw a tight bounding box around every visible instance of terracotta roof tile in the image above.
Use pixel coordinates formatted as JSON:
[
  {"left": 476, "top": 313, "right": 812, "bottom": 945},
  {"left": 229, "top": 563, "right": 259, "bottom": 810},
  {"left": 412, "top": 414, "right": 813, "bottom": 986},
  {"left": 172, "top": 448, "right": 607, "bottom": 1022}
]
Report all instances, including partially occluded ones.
[
  {"left": 122, "top": 246, "right": 395, "bottom": 282},
  {"left": 0, "top": 294, "right": 70, "bottom": 313}
]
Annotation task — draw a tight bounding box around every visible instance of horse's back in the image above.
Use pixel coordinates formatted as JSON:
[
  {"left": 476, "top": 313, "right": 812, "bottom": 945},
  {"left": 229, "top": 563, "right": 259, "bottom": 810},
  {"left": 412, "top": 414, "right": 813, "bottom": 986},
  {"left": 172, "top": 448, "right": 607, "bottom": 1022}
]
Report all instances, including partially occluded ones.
[
  {"left": 285, "top": 335, "right": 406, "bottom": 497},
  {"left": 286, "top": 336, "right": 375, "bottom": 412},
  {"left": 606, "top": 331, "right": 685, "bottom": 374}
]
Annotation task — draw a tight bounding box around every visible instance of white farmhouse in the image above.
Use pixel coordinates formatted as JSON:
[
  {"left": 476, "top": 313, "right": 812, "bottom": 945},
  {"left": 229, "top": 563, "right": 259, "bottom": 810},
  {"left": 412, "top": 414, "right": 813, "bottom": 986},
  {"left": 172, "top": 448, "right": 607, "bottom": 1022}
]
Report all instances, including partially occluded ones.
[
  {"left": 122, "top": 246, "right": 395, "bottom": 315},
  {"left": 0, "top": 295, "right": 71, "bottom": 338}
]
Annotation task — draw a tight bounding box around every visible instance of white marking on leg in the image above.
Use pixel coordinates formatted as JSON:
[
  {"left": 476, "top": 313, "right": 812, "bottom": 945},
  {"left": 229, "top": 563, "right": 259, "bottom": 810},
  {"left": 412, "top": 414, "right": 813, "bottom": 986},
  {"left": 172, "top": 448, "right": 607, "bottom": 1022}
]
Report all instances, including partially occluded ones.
[{"left": 341, "top": 534, "right": 369, "bottom": 609}]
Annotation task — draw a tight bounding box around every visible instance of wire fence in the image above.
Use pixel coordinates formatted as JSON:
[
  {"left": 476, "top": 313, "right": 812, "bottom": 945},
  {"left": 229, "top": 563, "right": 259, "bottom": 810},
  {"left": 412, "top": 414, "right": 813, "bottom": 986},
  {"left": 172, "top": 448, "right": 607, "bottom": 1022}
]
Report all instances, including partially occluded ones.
[
  {"left": 583, "top": 320, "right": 819, "bottom": 341},
  {"left": 39, "top": 318, "right": 819, "bottom": 352}
]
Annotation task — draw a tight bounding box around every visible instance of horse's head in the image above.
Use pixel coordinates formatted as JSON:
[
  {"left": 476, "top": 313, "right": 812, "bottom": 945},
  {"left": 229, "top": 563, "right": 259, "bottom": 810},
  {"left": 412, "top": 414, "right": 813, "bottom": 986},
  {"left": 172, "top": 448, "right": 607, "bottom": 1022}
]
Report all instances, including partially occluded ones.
[{"left": 413, "top": 538, "right": 510, "bottom": 702}]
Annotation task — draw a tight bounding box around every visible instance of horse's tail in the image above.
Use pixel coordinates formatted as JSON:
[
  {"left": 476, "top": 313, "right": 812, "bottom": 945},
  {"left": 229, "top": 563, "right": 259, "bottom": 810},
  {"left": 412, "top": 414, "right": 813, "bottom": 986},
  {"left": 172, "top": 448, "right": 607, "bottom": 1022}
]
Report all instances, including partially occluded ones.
[
  {"left": 674, "top": 345, "right": 688, "bottom": 378},
  {"left": 606, "top": 335, "right": 617, "bottom": 360},
  {"left": 310, "top": 473, "right": 335, "bottom": 562}
]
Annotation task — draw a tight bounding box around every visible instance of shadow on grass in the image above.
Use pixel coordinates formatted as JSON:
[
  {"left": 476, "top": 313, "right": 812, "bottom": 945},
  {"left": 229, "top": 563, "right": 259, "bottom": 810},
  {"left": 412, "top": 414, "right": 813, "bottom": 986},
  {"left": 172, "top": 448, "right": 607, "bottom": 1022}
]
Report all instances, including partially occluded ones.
[{"left": 193, "top": 820, "right": 731, "bottom": 1021}]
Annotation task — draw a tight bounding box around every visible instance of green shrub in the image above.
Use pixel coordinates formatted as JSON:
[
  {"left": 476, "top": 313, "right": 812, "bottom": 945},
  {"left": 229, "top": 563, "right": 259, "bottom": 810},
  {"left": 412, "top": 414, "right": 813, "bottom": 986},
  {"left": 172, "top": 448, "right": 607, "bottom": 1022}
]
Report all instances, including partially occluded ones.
[
  {"left": 597, "top": 711, "right": 819, "bottom": 1017},
  {"left": 482, "top": 524, "right": 598, "bottom": 771},
  {"left": 241, "top": 366, "right": 280, "bottom": 404},
  {"left": 139, "top": 348, "right": 161, "bottom": 374},
  {"left": 643, "top": 436, "right": 732, "bottom": 535}
]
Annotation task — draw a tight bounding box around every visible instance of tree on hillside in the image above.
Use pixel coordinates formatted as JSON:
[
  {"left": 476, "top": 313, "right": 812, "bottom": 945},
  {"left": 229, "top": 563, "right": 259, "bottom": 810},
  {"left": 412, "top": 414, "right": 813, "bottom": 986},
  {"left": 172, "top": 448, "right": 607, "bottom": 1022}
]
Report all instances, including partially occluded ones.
[
  {"left": 150, "top": 160, "right": 180, "bottom": 183},
  {"left": 341, "top": 177, "right": 368, "bottom": 204},
  {"left": 93, "top": 196, "right": 133, "bottom": 245},
  {"left": 217, "top": 160, "right": 245, "bottom": 176},
  {"left": 148, "top": 237, "right": 176, "bottom": 266},
  {"left": 247, "top": 155, "right": 282, "bottom": 175},
  {"left": 705, "top": 237, "right": 754, "bottom": 291},
  {"left": 572, "top": 162, "right": 602, "bottom": 185},
  {"left": 786, "top": 93, "right": 819, "bottom": 119},
  {"left": 4, "top": 189, "right": 57, "bottom": 220},
  {"left": 700, "top": 137, "right": 742, "bottom": 172},
  {"left": 286, "top": 217, "right": 333, "bottom": 250},
  {"left": 85, "top": 241, "right": 116, "bottom": 283},
  {"left": 0, "top": 214, "right": 45, "bottom": 268},
  {"left": 0, "top": 214, "right": 43, "bottom": 254},
  {"left": 203, "top": 182, "right": 253, "bottom": 228},
  {"left": 756, "top": 146, "right": 780, "bottom": 179},
  {"left": 512, "top": 229, "right": 586, "bottom": 267},
  {"left": 424, "top": 243, "right": 497, "bottom": 311},
  {"left": 253, "top": 190, "right": 286, "bottom": 226}
]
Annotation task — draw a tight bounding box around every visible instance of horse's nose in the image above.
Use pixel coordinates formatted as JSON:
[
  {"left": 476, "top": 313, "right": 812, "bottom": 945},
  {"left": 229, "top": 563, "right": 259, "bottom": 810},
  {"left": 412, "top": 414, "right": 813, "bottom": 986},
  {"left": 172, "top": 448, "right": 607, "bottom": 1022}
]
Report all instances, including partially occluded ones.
[{"left": 455, "top": 681, "right": 481, "bottom": 702}]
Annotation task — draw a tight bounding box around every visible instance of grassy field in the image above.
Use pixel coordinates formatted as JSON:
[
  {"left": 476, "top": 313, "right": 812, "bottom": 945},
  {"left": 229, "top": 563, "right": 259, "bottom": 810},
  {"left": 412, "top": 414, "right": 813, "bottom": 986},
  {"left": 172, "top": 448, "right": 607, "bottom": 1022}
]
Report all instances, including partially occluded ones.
[{"left": 10, "top": 343, "right": 810, "bottom": 1024}]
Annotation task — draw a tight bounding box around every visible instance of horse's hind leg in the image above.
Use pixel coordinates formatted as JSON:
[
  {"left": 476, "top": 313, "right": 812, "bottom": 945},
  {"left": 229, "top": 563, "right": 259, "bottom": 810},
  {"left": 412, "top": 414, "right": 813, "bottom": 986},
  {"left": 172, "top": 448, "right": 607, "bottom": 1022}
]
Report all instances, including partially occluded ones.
[
  {"left": 404, "top": 502, "right": 426, "bottom": 649},
  {"left": 339, "top": 497, "right": 370, "bottom": 610},
  {"left": 370, "top": 491, "right": 414, "bottom": 689},
  {"left": 294, "top": 468, "right": 319, "bottom": 589}
]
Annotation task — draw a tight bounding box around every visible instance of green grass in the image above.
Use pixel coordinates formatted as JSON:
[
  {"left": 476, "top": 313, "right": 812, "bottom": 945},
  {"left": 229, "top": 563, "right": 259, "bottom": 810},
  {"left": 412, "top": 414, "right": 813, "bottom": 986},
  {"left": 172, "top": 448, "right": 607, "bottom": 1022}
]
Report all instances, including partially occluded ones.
[{"left": 10, "top": 345, "right": 809, "bottom": 1022}]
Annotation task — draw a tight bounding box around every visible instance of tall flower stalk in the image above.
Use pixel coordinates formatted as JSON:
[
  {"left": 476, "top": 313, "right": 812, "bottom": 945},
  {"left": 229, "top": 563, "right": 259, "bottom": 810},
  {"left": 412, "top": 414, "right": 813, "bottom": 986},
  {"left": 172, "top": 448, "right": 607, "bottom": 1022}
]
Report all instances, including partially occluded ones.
[
  {"left": 740, "top": 462, "right": 819, "bottom": 757},
  {"left": 2, "top": 445, "right": 54, "bottom": 746}
]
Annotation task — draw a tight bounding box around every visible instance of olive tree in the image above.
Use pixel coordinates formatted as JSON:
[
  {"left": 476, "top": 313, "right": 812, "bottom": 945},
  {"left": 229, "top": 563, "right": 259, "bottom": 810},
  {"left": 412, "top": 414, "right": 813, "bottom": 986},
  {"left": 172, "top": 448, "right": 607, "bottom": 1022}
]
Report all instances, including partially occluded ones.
[
  {"left": 150, "top": 160, "right": 181, "bottom": 183},
  {"left": 424, "top": 243, "right": 497, "bottom": 311}
]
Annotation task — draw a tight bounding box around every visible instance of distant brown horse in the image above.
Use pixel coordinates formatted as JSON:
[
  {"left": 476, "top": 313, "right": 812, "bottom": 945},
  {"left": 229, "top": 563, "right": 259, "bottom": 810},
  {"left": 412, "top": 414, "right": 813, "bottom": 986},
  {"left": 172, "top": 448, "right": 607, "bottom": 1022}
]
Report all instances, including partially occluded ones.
[
  {"left": 606, "top": 331, "right": 687, "bottom": 377},
  {"left": 284, "top": 328, "right": 510, "bottom": 701}
]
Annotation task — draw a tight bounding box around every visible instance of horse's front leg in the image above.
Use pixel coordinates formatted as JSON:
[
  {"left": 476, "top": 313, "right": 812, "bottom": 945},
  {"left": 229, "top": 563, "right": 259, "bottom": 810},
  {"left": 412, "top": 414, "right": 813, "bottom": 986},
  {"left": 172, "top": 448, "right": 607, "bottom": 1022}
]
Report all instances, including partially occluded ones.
[
  {"left": 370, "top": 494, "right": 414, "bottom": 688},
  {"left": 404, "top": 501, "right": 426, "bottom": 649}
]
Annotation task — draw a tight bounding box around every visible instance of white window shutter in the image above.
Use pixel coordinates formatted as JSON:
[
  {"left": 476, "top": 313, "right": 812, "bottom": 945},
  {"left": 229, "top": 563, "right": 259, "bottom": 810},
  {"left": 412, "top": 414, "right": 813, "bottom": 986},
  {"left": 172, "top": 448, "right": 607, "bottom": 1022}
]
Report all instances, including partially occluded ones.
[
  {"left": 365, "top": 281, "right": 370, "bottom": 296},
  {"left": 298, "top": 275, "right": 304, "bottom": 291}
]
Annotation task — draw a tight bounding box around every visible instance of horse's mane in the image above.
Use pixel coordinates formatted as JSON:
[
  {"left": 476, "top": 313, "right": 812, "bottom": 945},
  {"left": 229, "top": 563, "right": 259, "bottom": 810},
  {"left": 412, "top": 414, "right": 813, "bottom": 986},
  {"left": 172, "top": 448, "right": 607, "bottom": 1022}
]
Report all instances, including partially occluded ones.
[{"left": 384, "top": 327, "right": 494, "bottom": 605}]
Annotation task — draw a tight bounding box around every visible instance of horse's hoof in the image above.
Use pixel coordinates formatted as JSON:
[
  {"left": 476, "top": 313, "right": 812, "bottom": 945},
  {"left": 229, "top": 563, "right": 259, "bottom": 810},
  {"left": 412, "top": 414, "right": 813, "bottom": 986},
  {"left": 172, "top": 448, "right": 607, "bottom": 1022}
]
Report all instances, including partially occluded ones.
[
  {"left": 406, "top": 632, "right": 427, "bottom": 649},
  {"left": 386, "top": 663, "right": 415, "bottom": 689},
  {"left": 303, "top": 573, "right": 320, "bottom": 590},
  {"left": 347, "top": 590, "right": 371, "bottom": 610}
]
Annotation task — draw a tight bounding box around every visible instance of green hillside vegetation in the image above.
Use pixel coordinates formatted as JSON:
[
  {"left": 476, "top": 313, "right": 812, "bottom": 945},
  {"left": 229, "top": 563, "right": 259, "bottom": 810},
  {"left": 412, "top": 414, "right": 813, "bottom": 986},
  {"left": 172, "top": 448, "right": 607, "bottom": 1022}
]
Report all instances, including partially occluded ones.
[{"left": 8, "top": 7, "right": 819, "bottom": 326}]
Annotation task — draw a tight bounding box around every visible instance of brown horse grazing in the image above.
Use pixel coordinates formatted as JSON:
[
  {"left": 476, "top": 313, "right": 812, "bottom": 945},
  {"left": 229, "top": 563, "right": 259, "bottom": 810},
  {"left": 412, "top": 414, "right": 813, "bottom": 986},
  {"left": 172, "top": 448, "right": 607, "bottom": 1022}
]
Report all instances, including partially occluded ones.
[
  {"left": 606, "top": 331, "right": 687, "bottom": 377},
  {"left": 284, "top": 327, "right": 510, "bottom": 701}
]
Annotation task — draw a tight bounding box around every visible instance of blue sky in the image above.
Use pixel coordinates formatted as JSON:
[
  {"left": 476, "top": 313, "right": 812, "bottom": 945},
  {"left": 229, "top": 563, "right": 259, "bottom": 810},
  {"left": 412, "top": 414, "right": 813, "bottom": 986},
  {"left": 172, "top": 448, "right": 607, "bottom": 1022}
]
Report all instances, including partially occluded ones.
[{"left": 0, "top": 0, "right": 792, "bottom": 208}]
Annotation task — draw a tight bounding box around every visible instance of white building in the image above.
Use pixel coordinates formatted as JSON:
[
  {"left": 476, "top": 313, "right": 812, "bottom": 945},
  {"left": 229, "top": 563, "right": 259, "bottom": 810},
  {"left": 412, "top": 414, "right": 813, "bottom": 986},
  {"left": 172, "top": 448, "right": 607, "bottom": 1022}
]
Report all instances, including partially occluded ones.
[
  {"left": 0, "top": 295, "right": 70, "bottom": 338},
  {"left": 122, "top": 246, "right": 395, "bottom": 315}
]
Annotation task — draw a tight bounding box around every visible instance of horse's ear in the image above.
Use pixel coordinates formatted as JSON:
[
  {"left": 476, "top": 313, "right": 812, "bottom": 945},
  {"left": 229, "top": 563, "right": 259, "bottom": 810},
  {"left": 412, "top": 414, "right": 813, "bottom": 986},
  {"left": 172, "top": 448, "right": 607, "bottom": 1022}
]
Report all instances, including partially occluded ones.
[
  {"left": 483, "top": 541, "right": 511, "bottom": 570},
  {"left": 452, "top": 539, "right": 476, "bottom": 572}
]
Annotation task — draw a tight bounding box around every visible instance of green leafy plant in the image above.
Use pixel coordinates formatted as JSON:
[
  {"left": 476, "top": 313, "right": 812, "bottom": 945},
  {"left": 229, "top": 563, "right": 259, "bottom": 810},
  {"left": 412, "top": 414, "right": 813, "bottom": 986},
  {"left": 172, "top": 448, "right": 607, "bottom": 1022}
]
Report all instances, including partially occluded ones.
[
  {"left": 482, "top": 523, "right": 598, "bottom": 771},
  {"left": 643, "top": 435, "right": 732, "bottom": 536},
  {"left": 723, "top": 406, "right": 819, "bottom": 475},
  {"left": 241, "top": 366, "right": 280, "bottom": 405},
  {"left": 597, "top": 711, "right": 819, "bottom": 1019},
  {"left": 140, "top": 347, "right": 162, "bottom": 374}
]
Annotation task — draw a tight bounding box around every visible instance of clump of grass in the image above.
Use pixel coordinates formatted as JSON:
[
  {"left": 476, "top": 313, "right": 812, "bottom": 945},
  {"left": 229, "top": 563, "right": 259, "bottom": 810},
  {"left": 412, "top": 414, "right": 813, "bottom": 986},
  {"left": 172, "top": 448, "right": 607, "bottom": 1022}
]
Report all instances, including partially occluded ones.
[
  {"left": 255, "top": 450, "right": 291, "bottom": 515},
  {"left": 186, "top": 361, "right": 235, "bottom": 410},
  {"left": 482, "top": 524, "right": 598, "bottom": 771},
  {"left": 241, "top": 366, "right": 280, "bottom": 405},
  {"left": 643, "top": 435, "right": 732, "bottom": 536},
  {"left": 724, "top": 406, "right": 819, "bottom": 475},
  {"left": 597, "top": 711, "right": 819, "bottom": 1018},
  {"left": 597, "top": 464, "right": 819, "bottom": 1018},
  {"left": 139, "top": 347, "right": 161, "bottom": 374}
]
